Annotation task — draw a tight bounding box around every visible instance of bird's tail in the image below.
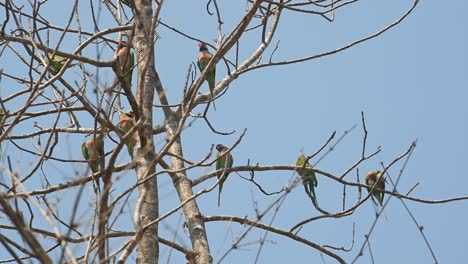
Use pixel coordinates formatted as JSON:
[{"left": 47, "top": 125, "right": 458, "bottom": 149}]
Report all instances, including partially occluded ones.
[
  {"left": 217, "top": 187, "right": 222, "bottom": 207},
  {"left": 217, "top": 180, "right": 224, "bottom": 207},
  {"left": 127, "top": 143, "right": 134, "bottom": 159},
  {"left": 371, "top": 197, "right": 389, "bottom": 220},
  {"left": 94, "top": 176, "right": 101, "bottom": 193},
  {"left": 310, "top": 186, "right": 316, "bottom": 201},
  {"left": 209, "top": 83, "right": 217, "bottom": 111},
  {"left": 382, "top": 209, "right": 389, "bottom": 220}
]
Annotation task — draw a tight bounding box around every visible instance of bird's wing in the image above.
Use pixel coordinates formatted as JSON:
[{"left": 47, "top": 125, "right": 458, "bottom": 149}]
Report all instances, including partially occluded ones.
[{"left": 81, "top": 143, "right": 89, "bottom": 160}]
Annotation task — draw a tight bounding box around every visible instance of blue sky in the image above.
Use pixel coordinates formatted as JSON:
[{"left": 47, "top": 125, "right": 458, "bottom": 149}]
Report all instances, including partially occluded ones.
[{"left": 1, "top": 0, "right": 467, "bottom": 263}]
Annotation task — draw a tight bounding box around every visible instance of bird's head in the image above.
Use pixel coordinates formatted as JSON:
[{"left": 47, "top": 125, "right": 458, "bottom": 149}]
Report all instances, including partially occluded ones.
[
  {"left": 199, "top": 42, "right": 208, "bottom": 51},
  {"left": 296, "top": 154, "right": 307, "bottom": 165},
  {"left": 118, "top": 41, "right": 128, "bottom": 49},
  {"left": 366, "top": 170, "right": 382, "bottom": 179},
  {"left": 216, "top": 144, "right": 225, "bottom": 151}
]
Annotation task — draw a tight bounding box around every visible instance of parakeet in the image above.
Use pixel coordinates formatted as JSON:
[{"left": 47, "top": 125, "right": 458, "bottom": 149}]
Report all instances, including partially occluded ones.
[
  {"left": 365, "top": 170, "right": 385, "bottom": 206},
  {"left": 197, "top": 42, "right": 216, "bottom": 94},
  {"left": 296, "top": 154, "right": 318, "bottom": 200},
  {"left": 81, "top": 136, "right": 105, "bottom": 191},
  {"left": 215, "top": 144, "right": 233, "bottom": 207},
  {"left": 117, "top": 41, "right": 135, "bottom": 88},
  {"left": 120, "top": 0, "right": 132, "bottom": 8},
  {"left": 117, "top": 110, "right": 136, "bottom": 158},
  {"left": 47, "top": 53, "right": 77, "bottom": 72}
]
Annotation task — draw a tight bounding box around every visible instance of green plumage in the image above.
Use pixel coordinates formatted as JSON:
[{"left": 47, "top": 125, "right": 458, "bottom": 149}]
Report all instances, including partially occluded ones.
[
  {"left": 117, "top": 111, "right": 136, "bottom": 158},
  {"left": 296, "top": 154, "right": 318, "bottom": 200},
  {"left": 197, "top": 43, "right": 216, "bottom": 93},
  {"left": 124, "top": 52, "right": 135, "bottom": 87},
  {"left": 117, "top": 41, "right": 135, "bottom": 88},
  {"left": 81, "top": 136, "right": 105, "bottom": 191},
  {"left": 197, "top": 59, "right": 216, "bottom": 91},
  {"left": 215, "top": 144, "right": 233, "bottom": 207},
  {"left": 47, "top": 53, "right": 76, "bottom": 72},
  {"left": 365, "top": 170, "right": 385, "bottom": 206}
]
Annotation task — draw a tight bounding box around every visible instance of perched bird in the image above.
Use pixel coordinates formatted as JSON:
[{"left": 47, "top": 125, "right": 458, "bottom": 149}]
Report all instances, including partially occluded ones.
[
  {"left": 365, "top": 170, "right": 385, "bottom": 206},
  {"left": 81, "top": 136, "right": 105, "bottom": 191},
  {"left": 296, "top": 154, "right": 318, "bottom": 200},
  {"left": 215, "top": 144, "right": 233, "bottom": 207},
  {"left": 117, "top": 110, "right": 136, "bottom": 158},
  {"left": 116, "top": 41, "right": 135, "bottom": 88},
  {"left": 197, "top": 42, "right": 216, "bottom": 94},
  {"left": 47, "top": 53, "right": 76, "bottom": 73}
]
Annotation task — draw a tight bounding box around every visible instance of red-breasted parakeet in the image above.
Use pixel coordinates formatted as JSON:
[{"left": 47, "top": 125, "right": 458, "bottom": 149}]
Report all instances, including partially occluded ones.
[
  {"left": 81, "top": 136, "right": 105, "bottom": 190},
  {"left": 117, "top": 41, "right": 135, "bottom": 88},
  {"left": 215, "top": 144, "right": 233, "bottom": 207},
  {"left": 117, "top": 110, "right": 136, "bottom": 158},
  {"left": 296, "top": 154, "right": 318, "bottom": 200},
  {"left": 365, "top": 170, "right": 385, "bottom": 206},
  {"left": 197, "top": 42, "right": 216, "bottom": 94}
]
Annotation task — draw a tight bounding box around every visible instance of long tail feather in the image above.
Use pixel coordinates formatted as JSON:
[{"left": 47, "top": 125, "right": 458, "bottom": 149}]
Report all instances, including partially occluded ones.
[
  {"left": 217, "top": 185, "right": 222, "bottom": 207},
  {"left": 310, "top": 186, "right": 316, "bottom": 201}
]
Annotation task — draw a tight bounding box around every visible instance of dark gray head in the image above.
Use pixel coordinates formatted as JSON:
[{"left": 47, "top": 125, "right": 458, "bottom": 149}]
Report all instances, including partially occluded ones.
[{"left": 216, "top": 144, "right": 225, "bottom": 152}]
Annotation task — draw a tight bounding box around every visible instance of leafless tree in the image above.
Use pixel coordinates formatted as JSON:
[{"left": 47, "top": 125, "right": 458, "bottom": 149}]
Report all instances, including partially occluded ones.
[{"left": 0, "top": 0, "right": 464, "bottom": 263}]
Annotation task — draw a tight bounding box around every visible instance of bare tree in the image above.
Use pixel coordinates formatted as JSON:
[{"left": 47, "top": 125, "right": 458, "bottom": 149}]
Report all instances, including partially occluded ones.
[{"left": 0, "top": 0, "right": 465, "bottom": 263}]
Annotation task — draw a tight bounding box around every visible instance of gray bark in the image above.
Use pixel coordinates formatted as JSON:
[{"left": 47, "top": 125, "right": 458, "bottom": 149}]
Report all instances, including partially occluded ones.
[
  {"left": 165, "top": 119, "right": 213, "bottom": 264},
  {"left": 133, "top": 0, "right": 159, "bottom": 263}
]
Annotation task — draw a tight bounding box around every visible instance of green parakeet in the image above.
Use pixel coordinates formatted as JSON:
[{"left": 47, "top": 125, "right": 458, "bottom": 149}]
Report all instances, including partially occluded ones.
[
  {"left": 47, "top": 53, "right": 76, "bottom": 73},
  {"left": 296, "top": 154, "right": 318, "bottom": 200},
  {"left": 117, "top": 110, "right": 136, "bottom": 158},
  {"left": 365, "top": 170, "right": 385, "bottom": 206},
  {"left": 197, "top": 42, "right": 216, "bottom": 94},
  {"left": 215, "top": 144, "right": 233, "bottom": 207},
  {"left": 81, "top": 136, "right": 105, "bottom": 191},
  {"left": 117, "top": 41, "right": 135, "bottom": 88}
]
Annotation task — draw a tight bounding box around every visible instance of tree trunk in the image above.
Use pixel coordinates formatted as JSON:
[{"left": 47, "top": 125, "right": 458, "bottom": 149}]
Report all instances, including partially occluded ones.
[
  {"left": 133, "top": 0, "right": 159, "bottom": 263},
  {"left": 166, "top": 120, "right": 213, "bottom": 264}
]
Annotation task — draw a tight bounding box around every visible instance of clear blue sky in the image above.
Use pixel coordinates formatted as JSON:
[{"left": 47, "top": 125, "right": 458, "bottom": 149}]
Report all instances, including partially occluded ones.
[{"left": 1, "top": 0, "right": 467, "bottom": 263}]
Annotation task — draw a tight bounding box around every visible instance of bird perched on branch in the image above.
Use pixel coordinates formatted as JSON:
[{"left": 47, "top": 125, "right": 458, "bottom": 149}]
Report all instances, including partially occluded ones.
[
  {"left": 197, "top": 42, "right": 216, "bottom": 96},
  {"left": 365, "top": 170, "right": 385, "bottom": 206},
  {"left": 215, "top": 144, "right": 233, "bottom": 207},
  {"left": 296, "top": 154, "right": 318, "bottom": 201},
  {"left": 116, "top": 40, "right": 135, "bottom": 88},
  {"left": 81, "top": 136, "right": 105, "bottom": 191},
  {"left": 117, "top": 110, "right": 136, "bottom": 158},
  {"left": 47, "top": 53, "right": 77, "bottom": 73}
]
